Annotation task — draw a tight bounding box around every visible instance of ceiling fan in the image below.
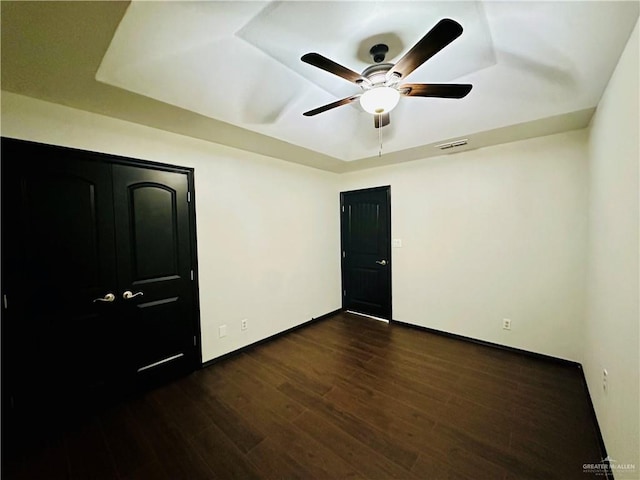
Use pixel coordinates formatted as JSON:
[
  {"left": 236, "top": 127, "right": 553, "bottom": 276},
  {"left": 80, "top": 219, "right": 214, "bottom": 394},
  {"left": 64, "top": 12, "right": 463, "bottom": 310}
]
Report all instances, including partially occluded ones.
[{"left": 301, "top": 18, "right": 473, "bottom": 128}]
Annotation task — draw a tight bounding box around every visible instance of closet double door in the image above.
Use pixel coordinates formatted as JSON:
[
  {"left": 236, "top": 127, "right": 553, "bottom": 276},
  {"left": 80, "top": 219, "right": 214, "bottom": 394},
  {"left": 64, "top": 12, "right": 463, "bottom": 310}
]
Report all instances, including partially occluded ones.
[{"left": 2, "top": 138, "right": 200, "bottom": 414}]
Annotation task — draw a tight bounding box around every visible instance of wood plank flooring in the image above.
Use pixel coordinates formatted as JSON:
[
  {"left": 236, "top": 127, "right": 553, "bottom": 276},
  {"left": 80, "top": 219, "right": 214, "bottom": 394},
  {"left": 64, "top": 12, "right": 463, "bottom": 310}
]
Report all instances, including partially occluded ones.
[{"left": 3, "top": 312, "right": 607, "bottom": 479}]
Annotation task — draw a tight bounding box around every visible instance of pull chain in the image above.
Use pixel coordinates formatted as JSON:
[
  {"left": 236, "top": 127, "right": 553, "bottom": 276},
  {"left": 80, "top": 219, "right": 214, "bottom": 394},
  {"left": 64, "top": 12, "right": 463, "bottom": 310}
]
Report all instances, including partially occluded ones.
[{"left": 378, "top": 114, "right": 383, "bottom": 157}]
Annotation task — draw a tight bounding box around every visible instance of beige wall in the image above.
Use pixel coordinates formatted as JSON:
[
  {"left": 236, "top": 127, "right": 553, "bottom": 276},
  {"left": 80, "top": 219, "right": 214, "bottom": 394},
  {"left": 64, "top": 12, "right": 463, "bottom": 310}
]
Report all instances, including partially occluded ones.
[
  {"left": 340, "top": 130, "right": 589, "bottom": 361},
  {"left": 0, "top": 92, "right": 342, "bottom": 362},
  {"left": 585, "top": 19, "right": 639, "bottom": 471},
  {"left": 0, "top": 91, "right": 592, "bottom": 364}
]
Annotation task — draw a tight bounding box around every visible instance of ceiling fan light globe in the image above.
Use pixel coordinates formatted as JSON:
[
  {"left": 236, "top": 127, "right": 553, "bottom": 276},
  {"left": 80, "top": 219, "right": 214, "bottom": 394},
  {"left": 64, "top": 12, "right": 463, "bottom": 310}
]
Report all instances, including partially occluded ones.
[{"left": 360, "top": 87, "right": 400, "bottom": 114}]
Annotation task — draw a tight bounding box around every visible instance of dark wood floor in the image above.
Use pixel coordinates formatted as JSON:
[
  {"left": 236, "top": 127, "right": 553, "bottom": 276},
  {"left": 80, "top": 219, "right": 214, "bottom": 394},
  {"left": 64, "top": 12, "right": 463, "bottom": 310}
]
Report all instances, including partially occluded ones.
[{"left": 3, "top": 312, "right": 606, "bottom": 479}]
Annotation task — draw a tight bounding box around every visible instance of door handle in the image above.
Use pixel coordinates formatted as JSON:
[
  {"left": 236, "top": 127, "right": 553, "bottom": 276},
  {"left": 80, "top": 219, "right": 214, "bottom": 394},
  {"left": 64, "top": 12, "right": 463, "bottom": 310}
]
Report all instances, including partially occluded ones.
[
  {"left": 376, "top": 260, "right": 388, "bottom": 265},
  {"left": 123, "top": 290, "right": 144, "bottom": 300},
  {"left": 93, "top": 293, "right": 115, "bottom": 303}
]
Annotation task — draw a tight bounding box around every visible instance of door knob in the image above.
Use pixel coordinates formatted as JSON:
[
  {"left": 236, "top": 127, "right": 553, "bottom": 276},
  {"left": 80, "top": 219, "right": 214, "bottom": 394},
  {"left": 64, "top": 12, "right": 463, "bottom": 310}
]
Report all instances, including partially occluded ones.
[
  {"left": 376, "top": 260, "right": 388, "bottom": 265},
  {"left": 123, "top": 290, "right": 144, "bottom": 300},
  {"left": 93, "top": 293, "right": 115, "bottom": 303}
]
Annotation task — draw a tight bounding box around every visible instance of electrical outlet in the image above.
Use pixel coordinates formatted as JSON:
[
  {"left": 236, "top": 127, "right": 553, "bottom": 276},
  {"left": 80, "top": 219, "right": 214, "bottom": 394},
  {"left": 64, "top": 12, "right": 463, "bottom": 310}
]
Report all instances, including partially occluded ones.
[
  {"left": 241, "top": 319, "right": 248, "bottom": 331},
  {"left": 502, "top": 319, "right": 512, "bottom": 330},
  {"left": 219, "top": 325, "right": 227, "bottom": 338},
  {"left": 603, "top": 369, "right": 608, "bottom": 392}
]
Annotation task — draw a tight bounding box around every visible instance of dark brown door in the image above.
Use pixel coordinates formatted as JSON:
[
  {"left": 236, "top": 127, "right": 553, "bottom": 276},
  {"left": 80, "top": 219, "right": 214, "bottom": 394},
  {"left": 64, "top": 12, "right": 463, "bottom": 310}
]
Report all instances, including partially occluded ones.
[
  {"left": 340, "top": 186, "right": 392, "bottom": 319},
  {"left": 113, "top": 165, "right": 196, "bottom": 380},
  {"left": 2, "top": 141, "right": 120, "bottom": 411},
  {"left": 1, "top": 138, "right": 200, "bottom": 425}
]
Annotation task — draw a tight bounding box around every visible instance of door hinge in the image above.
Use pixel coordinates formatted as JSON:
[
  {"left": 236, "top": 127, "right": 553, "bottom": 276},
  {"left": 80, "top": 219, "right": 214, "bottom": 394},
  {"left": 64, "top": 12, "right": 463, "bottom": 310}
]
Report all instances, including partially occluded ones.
[
  {"left": 187, "top": 191, "right": 191, "bottom": 203},
  {"left": 3, "top": 294, "right": 7, "bottom": 309},
  {"left": 342, "top": 251, "right": 345, "bottom": 258},
  {"left": 190, "top": 269, "right": 194, "bottom": 281},
  {"left": 193, "top": 335, "right": 197, "bottom": 346},
  {"left": 341, "top": 205, "right": 344, "bottom": 213},
  {"left": 343, "top": 290, "right": 346, "bottom": 297}
]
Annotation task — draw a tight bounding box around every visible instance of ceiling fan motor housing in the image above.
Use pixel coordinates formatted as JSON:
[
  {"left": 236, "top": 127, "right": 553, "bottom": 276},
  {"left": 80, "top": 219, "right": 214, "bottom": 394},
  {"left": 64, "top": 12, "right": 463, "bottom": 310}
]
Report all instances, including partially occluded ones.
[{"left": 361, "top": 63, "right": 396, "bottom": 88}]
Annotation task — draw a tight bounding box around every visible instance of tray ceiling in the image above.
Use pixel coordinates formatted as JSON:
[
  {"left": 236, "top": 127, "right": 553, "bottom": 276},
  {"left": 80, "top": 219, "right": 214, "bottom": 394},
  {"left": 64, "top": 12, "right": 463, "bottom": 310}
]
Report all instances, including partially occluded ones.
[{"left": 2, "top": 1, "right": 638, "bottom": 171}]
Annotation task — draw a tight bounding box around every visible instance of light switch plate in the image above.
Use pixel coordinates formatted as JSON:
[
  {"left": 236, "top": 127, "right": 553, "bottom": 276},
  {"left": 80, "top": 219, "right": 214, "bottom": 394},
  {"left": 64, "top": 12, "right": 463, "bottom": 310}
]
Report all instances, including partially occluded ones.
[{"left": 392, "top": 238, "right": 402, "bottom": 248}]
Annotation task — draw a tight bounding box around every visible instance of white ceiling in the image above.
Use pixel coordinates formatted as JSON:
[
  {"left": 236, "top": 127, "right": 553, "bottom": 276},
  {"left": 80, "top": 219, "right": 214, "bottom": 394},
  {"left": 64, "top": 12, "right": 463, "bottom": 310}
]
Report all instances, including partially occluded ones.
[{"left": 1, "top": 1, "right": 638, "bottom": 172}]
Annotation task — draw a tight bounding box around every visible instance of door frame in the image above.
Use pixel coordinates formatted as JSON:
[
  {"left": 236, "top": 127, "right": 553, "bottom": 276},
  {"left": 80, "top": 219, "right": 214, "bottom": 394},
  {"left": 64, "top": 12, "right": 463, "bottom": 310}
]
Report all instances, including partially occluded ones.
[
  {"left": 340, "top": 185, "right": 392, "bottom": 320},
  {"left": 0, "top": 137, "right": 203, "bottom": 369}
]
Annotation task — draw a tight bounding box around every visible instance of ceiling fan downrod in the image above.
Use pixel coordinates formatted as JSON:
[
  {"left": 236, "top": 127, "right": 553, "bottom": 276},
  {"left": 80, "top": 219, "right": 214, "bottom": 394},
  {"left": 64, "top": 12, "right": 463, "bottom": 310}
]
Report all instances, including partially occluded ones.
[{"left": 369, "top": 43, "right": 389, "bottom": 63}]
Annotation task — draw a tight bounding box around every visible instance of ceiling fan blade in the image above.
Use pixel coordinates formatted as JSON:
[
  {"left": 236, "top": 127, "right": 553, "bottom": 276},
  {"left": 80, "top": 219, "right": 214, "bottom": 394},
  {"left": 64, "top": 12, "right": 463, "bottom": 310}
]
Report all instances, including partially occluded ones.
[
  {"left": 374, "top": 113, "right": 390, "bottom": 129},
  {"left": 387, "top": 19, "right": 463, "bottom": 80},
  {"left": 301, "top": 53, "right": 364, "bottom": 84},
  {"left": 303, "top": 94, "right": 361, "bottom": 117},
  {"left": 400, "top": 83, "right": 472, "bottom": 98}
]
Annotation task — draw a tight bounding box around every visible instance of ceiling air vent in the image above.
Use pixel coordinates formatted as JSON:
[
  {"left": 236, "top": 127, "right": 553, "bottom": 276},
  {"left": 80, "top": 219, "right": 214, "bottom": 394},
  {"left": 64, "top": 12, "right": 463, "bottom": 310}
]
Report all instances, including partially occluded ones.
[{"left": 436, "top": 139, "right": 468, "bottom": 150}]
